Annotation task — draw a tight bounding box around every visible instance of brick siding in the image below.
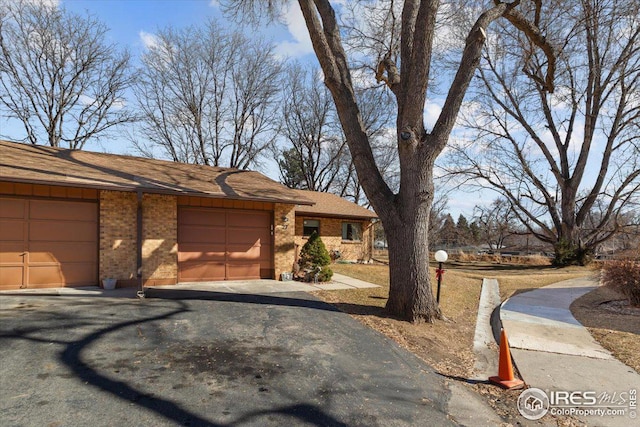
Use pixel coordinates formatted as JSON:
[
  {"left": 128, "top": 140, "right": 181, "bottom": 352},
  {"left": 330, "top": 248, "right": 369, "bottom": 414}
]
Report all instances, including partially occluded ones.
[
  {"left": 295, "top": 216, "right": 374, "bottom": 262},
  {"left": 274, "top": 203, "right": 296, "bottom": 279},
  {"left": 99, "top": 191, "right": 137, "bottom": 285},
  {"left": 142, "top": 194, "right": 177, "bottom": 285}
]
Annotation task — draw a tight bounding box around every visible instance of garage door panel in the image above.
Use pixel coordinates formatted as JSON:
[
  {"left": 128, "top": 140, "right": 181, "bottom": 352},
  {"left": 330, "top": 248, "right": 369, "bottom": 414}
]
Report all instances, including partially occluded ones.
[
  {"left": 60, "top": 263, "right": 97, "bottom": 286},
  {"left": 28, "top": 242, "right": 97, "bottom": 263},
  {"left": 29, "top": 200, "right": 98, "bottom": 221},
  {"left": 179, "top": 261, "right": 226, "bottom": 282},
  {"left": 27, "top": 265, "right": 64, "bottom": 286},
  {"left": 0, "top": 198, "right": 26, "bottom": 218},
  {"left": 28, "top": 263, "right": 97, "bottom": 287},
  {"left": 258, "top": 250, "right": 272, "bottom": 263},
  {"left": 30, "top": 221, "right": 96, "bottom": 242},
  {"left": 180, "top": 209, "right": 225, "bottom": 226},
  {"left": 228, "top": 212, "right": 270, "bottom": 228},
  {"left": 0, "top": 241, "right": 26, "bottom": 262},
  {"left": 177, "top": 246, "right": 226, "bottom": 262},
  {"left": 0, "top": 219, "right": 26, "bottom": 241},
  {"left": 228, "top": 229, "right": 269, "bottom": 245},
  {"left": 0, "top": 266, "right": 23, "bottom": 289},
  {"left": 179, "top": 225, "right": 225, "bottom": 244},
  {"left": 227, "top": 245, "right": 260, "bottom": 261},
  {"left": 226, "top": 241, "right": 260, "bottom": 253},
  {"left": 178, "top": 206, "right": 272, "bottom": 281},
  {"left": 227, "top": 263, "right": 260, "bottom": 280}
]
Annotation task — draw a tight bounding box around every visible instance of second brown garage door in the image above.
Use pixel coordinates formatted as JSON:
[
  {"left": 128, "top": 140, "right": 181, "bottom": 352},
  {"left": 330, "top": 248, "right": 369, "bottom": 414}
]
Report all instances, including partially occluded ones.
[{"left": 178, "top": 207, "right": 273, "bottom": 281}]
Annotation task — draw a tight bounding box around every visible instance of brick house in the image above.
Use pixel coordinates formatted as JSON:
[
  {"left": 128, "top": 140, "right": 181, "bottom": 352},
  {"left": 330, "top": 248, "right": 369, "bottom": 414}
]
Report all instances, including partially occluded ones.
[
  {"left": 0, "top": 140, "right": 377, "bottom": 290},
  {"left": 292, "top": 190, "right": 377, "bottom": 263}
]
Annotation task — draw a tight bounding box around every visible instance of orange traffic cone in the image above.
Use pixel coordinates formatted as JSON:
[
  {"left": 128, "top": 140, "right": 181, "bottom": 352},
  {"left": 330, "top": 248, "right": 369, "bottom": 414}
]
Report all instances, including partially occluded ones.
[{"left": 489, "top": 329, "right": 525, "bottom": 389}]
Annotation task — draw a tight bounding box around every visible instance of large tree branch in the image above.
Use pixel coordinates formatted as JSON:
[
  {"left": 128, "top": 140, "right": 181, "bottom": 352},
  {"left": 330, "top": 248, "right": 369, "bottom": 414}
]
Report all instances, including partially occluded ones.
[
  {"left": 298, "top": 0, "right": 395, "bottom": 219},
  {"left": 397, "top": 0, "right": 438, "bottom": 128},
  {"left": 476, "top": 62, "right": 563, "bottom": 181},
  {"left": 431, "top": 3, "right": 510, "bottom": 147},
  {"left": 501, "top": 2, "right": 557, "bottom": 93}
]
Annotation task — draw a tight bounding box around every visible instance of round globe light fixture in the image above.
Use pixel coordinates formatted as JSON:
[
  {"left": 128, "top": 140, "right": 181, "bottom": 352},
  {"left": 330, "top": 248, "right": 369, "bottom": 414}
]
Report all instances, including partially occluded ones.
[{"left": 434, "top": 250, "right": 448, "bottom": 263}]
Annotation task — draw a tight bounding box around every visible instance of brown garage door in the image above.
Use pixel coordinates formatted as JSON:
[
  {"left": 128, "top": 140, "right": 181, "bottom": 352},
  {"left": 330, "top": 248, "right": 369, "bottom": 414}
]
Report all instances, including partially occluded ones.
[
  {"left": 0, "top": 197, "right": 98, "bottom": 290},
  {"left": 178, "top": 207, "right": 272, "bottom": 281}
]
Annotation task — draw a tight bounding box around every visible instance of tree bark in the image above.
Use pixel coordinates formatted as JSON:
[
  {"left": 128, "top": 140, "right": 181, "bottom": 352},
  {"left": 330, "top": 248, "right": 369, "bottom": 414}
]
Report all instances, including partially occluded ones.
[{"left": 385, "top": 171, "right": 441, "bottom": 322}]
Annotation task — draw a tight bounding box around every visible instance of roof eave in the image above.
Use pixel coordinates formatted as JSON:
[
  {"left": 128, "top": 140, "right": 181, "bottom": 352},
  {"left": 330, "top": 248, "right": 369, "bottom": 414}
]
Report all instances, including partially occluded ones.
[
  {"left": 0, "top": 176, "right": 315, "bottom": 205},
  {"left": 294, "top": 211, "right": 378, "bottom": 220}
]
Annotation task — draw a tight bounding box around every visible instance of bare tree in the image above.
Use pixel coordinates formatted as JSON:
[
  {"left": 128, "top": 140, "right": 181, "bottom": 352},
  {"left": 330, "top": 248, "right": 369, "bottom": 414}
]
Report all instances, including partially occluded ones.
[
  {"left": 473, "top": 199, "right": 517, "bottom": 252},
  {"left": 134, "top": 20, "right": 283, "bottom": 169},
  {"left": 586, "top": 199, "right": 640, "bottom": 256},
  {"left": 225, "top": 1, "right": 555, "bottom": 322},
  {"left": 278, "top": 64, "right": 397, "bottom": 204},
  {"left": 428, "top": 191, "right": 449, "bottom": 245},
  {"left": 447, "top": 0, "right": 640, "bottom": 265},
  {"left": 278, "top": 64, "right": 349, "bottom": 192},
  {"left": 0, "top": 0, "right": 135, "bottom": 149}
]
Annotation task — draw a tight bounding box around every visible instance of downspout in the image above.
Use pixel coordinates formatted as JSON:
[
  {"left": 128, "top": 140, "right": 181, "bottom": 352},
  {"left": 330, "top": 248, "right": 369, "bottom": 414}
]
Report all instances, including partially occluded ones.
[{"left": 136, "top": 190, "right": 145, "bottom": 298}]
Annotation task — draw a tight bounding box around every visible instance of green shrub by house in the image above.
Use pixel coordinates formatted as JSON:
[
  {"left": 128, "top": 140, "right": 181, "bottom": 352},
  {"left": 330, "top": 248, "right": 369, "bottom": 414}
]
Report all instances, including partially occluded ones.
[
  {"left": 299, "top": 231, "right": 332, "bottom": 282},
  {"left": 318, "top": 265, "right": 333, "bottom": 282}
]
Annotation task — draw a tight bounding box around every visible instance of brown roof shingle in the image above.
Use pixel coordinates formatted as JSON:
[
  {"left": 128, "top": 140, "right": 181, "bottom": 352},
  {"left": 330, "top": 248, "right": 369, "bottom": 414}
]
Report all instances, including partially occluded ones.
[
  {"left": 293, "top": 189, "right": 377, "bottom": 219},
  {"left": 0, "top": 140, "right": 313, "bottom": 205}
]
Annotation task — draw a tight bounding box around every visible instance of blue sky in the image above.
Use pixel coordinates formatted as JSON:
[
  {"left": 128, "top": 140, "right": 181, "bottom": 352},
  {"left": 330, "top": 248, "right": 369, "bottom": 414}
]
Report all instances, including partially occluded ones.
[
  {"left": 1, "top": 0, "right": 491, "bottom": 218},
  {"left": 8, "top": 0, "right": 320, "bottom": 167},
  {"left": 63, "top": 0, "right": 313, "bottom": 63}
]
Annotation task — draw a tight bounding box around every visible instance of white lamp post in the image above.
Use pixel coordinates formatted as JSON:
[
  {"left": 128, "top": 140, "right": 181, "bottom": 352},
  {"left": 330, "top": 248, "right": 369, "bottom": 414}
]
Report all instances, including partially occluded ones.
[{"left": 434, "top": 250, "right": 448, "bottom": 303}]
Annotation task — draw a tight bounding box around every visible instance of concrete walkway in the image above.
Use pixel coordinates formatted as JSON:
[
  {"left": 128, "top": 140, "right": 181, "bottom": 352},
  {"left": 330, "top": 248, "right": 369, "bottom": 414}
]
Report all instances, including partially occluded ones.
[
  {"left": 0, "top": 273, "right": 379, "bottom": 299},
  {"left": 153, "top": 273, "right": 380, "bottom": 294},
  {"left": 501, "top": 278, "right": 639, "bottom": 427}
]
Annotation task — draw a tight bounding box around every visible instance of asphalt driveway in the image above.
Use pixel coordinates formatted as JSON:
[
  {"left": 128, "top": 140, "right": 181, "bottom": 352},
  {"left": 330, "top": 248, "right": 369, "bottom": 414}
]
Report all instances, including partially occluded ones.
[{"left": 0, "top": 289, "right": 457, "bottom": 427}]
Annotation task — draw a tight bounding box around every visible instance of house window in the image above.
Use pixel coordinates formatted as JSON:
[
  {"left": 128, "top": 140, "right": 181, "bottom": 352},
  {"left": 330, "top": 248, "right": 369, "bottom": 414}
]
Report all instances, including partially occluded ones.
[
  {"left": 303, "top": 219, "right": 320, "bottom": 237},
  {"left": 342, "top": 222, "right": 362, "bottom": 241}
]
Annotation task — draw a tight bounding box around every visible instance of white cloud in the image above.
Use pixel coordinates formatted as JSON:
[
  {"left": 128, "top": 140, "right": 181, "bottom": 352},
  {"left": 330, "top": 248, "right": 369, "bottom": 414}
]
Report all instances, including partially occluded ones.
[
  {"left": 424, "top": 100, "right": 442, "bottom": 130},
  {"left": 275, "top": 3, "right": 313, "bottom": 58},
  {"left": 350, "top": 68, "right": 377, "bottom": 89},
  {"left": 79, "top": 94, "right": 96, "bottom": 106},
  {"left": 21, "top": 0, "right": 59, "bottom": 8},
  {"left": 139, "top": 30, "right": 159, "bottom": 50},
  {"left": 0, "top": 0, "right": 59, "bottom": 8},
  {"left": 538, "top": 120, "right": 585, "bottom": 159}
]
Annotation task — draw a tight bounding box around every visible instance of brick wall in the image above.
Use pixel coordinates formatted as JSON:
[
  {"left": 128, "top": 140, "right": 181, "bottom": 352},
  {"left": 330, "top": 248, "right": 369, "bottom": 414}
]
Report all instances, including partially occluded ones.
[
  {"left": 295, "top": 216, "right": 374, "bottom": 262},
  {"left": 99, "top": 190, "right": 137, "bottom": 285},
  {"left": 274, "top": 203, "right": 296, "bottom": 280},
  {"left": 142, "top": 194, "right": 177, "bottom": 285}
]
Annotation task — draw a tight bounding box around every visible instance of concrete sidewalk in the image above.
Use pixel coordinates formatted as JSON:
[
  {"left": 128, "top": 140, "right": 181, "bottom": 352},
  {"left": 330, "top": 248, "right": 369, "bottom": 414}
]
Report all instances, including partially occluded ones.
[
  {"left": 153, "top": 273, "right": 380, "bottom": 294},
  {"left": 0, "top": 273, "right": 379, "bottom": 299},
  {"left": 501, "top": 278, "right": 639, "bottom": 427}
]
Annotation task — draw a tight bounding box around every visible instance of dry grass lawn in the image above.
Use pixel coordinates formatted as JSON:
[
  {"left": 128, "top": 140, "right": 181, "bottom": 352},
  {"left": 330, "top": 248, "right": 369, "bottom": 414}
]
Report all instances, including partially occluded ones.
[{"left": 318, "top": 261, "right": 593, "bottom": 377}]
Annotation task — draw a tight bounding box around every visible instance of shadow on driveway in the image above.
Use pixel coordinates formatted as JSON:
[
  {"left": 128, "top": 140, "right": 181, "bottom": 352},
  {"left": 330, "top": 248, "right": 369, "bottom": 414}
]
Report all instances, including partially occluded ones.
[{"left": 1, "top": 292, "right": 454, "bottom": 426}]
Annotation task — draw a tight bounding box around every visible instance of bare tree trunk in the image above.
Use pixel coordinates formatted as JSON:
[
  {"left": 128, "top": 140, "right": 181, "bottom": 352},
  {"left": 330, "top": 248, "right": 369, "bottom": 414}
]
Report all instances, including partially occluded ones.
[{"left": 385, "top": 175, "right": 441, "bottom": 321}]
